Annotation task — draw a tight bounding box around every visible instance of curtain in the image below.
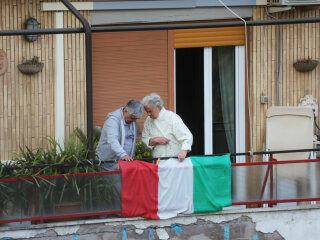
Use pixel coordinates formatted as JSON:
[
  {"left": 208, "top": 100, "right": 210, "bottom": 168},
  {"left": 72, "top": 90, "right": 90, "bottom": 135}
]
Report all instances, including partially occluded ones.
[{"left": 217, "top": 47, "right": 235, "bottom": 153}]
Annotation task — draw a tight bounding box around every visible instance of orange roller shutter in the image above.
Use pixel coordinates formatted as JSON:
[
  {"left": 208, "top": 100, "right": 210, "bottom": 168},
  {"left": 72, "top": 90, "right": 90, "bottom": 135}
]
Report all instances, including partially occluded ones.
[
  {"left": 92, "top": 30, "right": 172, "bottom": 129},
  {"left": 174, "top": 27, "right": 245, "bottom": 48}
]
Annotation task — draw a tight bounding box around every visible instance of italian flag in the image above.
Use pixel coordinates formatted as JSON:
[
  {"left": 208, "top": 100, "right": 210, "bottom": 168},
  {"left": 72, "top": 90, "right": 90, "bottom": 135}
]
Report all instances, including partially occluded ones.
[{"left": 119, "top": 155, "right": 231, "bottom": 219}]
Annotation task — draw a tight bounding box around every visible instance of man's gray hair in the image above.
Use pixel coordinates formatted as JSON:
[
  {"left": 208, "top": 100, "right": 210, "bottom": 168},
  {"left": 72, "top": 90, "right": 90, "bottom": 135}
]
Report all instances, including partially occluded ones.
[
  {"left": 141, "top": 93, "right": 164, "bottom": 109},
  {"left": 125, "top": 100, "right": 143, "bottom": 118}
]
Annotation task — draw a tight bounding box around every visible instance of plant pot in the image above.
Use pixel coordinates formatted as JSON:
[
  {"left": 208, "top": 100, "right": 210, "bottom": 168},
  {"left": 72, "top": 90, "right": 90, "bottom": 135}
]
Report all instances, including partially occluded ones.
[
  {"left": 293, "top": 59, "right": 319, "bottom": 72},
  {"left": 55, "top": 201, "right": 82, "bottom": 214},
  {"left": 44, "top": 201, "right": 83, "bottom": 223},
  {"left": 18, "top": 62, "right": 44, "bottom": 74},
  {"left": 54, "top": 201, "right": 83, "bottom": 222}
]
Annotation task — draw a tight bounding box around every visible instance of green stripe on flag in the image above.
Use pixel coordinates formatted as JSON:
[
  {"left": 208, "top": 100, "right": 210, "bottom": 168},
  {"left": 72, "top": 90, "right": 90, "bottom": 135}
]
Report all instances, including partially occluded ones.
[{"left": 190, "top": 155, "right": 232, "bottom": 213}]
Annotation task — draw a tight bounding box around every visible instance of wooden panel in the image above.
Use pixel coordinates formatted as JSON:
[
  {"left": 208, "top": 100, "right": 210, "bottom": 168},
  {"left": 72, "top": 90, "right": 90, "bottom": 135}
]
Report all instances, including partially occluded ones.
[
  {"left": 174, "top": 26, "right": 245, "bottom": 48},
  {"left": 92, "top": 30, "right": 169, "bottom": 131}
]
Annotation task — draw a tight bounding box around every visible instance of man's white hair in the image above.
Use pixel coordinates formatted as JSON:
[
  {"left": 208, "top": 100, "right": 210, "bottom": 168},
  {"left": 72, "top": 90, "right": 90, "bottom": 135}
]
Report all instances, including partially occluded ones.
[
  {"left": 141, "top": 93, "right": 164, "bottom": 109},
  {"left": 125, "top": 100, "right": 143, "bottom": 118}
]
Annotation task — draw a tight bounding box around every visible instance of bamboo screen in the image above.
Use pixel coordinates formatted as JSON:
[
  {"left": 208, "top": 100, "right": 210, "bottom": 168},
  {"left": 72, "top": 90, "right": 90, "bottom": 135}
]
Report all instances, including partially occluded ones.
[
  {"left": 63, "top": 9, "right": 87, "bottom": 142},
  {"left": 250, "top": 6, "right": 320, "bottom": 160},
  {"left": 0, "top": 0, "right": 88, "bottom": 161}
]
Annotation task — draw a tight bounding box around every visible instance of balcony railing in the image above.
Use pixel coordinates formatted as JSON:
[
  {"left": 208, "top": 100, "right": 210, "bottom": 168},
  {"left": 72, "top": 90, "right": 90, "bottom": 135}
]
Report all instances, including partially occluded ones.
[
  {"left": 1, "top": 149, "right": 320, "bottom": 224},
  {"left": 0, "top": 171, "right": 122, "bottom": 223}
]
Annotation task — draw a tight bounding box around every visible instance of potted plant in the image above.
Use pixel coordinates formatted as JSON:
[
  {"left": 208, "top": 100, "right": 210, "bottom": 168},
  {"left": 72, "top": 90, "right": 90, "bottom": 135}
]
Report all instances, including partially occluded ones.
[
  {"left": 134, "top": 140, "right": 152, "bottom": 159},
  {"left": 293, "top": 58, "right": 319, "bottom": 72},
  {"left": 0, "top": 159, "right": 36, "bottom": 219},
  {"left": 18, "top": 56, "right": 44, "bottom": 74},
  {"left": 0, "top": 128, "right": 119, "bottom": 222}
]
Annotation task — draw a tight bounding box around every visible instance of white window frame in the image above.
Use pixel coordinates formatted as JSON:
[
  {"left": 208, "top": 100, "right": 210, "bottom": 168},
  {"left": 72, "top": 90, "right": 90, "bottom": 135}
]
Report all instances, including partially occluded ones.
[
  {"left": 204, "top": 47, "right": 213, "bottom": 155},
  {"left": 235, "top": 45, "right": 246, "bottom": 163},
  {"left": 174, "top": 46, "right": 246, "bottom": 162}
]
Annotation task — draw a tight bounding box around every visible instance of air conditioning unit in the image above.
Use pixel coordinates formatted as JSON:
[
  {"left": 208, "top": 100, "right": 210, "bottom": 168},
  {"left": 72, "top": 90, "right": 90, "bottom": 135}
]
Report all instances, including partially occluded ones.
[{"left": 269, "top": 0, "right": 320, "bottom": 5}]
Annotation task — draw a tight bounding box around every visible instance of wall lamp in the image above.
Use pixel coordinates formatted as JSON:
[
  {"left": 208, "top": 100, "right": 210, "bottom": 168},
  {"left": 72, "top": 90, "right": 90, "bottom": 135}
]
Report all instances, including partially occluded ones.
[{"left": 25, "top": 17, "right": 40, "bottom": 42}]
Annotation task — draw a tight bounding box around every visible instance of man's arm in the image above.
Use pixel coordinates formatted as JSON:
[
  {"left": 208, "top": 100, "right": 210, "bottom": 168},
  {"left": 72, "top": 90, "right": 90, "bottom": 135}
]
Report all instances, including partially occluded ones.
[{"left": 105, "top": 116, "right": 131, "bottom": 160}]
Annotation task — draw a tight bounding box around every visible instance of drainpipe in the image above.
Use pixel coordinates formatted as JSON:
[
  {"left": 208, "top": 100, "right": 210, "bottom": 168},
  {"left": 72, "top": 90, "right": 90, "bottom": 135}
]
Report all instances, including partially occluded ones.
[
  {"left": 266, "top": 7, "right": 283, "bottom": 106},
  {"left": 60, "top": 0, "right": 94, "bottom": 160},
  {"left": 276, "top": 12, "right": 286, "bottom": 106},
  {"left": 277, "top": 24, "right": 283, "bottom": 106}
]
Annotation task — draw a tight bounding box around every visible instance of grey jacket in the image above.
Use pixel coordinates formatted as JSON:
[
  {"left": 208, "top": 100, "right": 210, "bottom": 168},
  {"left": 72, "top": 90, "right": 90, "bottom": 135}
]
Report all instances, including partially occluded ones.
[{"left": 96, "top": 108, "right": 138, "bottom": 161}]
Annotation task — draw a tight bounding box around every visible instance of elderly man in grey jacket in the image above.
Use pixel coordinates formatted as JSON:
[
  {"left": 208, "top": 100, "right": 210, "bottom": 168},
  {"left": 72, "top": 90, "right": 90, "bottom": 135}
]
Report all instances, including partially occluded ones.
[{"left": 96, "top": 100, "right": 143, "bottom": 170}]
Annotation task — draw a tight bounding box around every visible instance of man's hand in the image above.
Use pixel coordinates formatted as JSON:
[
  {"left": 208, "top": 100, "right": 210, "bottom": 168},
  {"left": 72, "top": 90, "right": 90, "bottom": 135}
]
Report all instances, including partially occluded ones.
[
  {"left": 149, "top": 137, "right": 170, "bottom": 146},
  {"left": 177, "top": 150, "right": 187, "bottom": 162},
  {"left": 121, "top": 155, "right": 133, "bottom": 161}
]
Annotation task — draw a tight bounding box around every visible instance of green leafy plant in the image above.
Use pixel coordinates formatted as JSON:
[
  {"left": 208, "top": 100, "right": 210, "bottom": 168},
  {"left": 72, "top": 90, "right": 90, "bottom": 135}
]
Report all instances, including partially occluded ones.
[
  {"left": 0, "top": 128, "right": 119, "bottom": 220},
  {"left": 0, "top": 160, "right": 38, "bottom": 217},
  {"left": 134, "top": 140, "right": 152, "bottom": 159}
]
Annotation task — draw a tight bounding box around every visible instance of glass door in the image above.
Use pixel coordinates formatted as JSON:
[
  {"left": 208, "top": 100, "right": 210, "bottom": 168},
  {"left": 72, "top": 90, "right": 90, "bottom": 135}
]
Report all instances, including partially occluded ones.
[
  {"left": 176, "top": 48, "right": 204, "bottom": 155},
  {"left": 175, "top": 46, "right": 245, "bottom": 162},
  {"left": 212, "top": 46, "right": 235, "bottom": 155}
]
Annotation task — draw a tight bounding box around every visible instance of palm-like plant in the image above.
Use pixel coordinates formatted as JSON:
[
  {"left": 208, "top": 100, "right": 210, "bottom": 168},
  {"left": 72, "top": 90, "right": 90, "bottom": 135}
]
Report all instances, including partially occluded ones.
[{"left": 0, "top": 128, "right": 119, "bottom": 220}]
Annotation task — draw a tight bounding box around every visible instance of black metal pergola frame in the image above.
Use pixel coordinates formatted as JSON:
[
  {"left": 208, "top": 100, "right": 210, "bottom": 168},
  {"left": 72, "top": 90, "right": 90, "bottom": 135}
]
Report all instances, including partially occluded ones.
[{"left": 1, "top": 0, "right": 320, "bottom": 160}]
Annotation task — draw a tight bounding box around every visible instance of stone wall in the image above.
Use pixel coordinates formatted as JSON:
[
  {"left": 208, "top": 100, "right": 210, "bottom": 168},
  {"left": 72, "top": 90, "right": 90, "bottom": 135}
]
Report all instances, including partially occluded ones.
[{"left": 1, "top": 205, "right": 320, "bottom": 240}]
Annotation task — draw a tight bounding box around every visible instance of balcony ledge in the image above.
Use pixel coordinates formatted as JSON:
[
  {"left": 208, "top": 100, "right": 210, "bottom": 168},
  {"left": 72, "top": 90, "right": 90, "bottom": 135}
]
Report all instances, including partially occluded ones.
[{"left": 1, "top": 205, "right": 320, "bottom": 240}]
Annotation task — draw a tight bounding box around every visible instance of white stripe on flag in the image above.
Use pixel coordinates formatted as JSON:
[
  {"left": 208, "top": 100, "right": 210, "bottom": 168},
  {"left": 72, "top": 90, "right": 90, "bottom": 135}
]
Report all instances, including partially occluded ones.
[{"left": 157, "top": 158, "right": 194, "bottom": 219}]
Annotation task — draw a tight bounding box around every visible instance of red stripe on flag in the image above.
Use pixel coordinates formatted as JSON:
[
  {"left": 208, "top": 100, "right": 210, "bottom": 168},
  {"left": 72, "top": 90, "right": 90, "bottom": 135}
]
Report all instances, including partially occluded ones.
[{"left": 119, "top": 160, "right": 159, "bottom": 219}]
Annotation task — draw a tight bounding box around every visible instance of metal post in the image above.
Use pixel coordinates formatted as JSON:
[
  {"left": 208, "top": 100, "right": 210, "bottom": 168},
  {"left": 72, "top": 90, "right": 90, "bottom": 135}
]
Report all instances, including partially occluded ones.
[
  {"left": 269, "top": 154, "right": 275, "bottom": 207},
  {"left": 91, "top": 17, "right": 320, "bottom": 33},
  {"left": 60, "top": 0, "right": 94, "bottom": 160},
  {"left": 3, "top": 17, "right": 320, "bottom": 37}
]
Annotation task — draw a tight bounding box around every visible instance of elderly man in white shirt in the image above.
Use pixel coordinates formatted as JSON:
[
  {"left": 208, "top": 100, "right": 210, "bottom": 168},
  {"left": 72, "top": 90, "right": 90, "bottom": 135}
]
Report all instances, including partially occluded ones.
[{"left": 142, "top": 93, "right": 193, "bottom": 162}]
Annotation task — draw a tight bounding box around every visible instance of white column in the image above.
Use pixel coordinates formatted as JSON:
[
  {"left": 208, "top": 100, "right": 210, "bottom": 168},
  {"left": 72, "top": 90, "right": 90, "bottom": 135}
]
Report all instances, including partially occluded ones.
[
  {"left": 55, "top": 12, "right": 65, "bottom": 148},
  {"left": 204, "top": 47, "right": 213, "bottom": 154}
]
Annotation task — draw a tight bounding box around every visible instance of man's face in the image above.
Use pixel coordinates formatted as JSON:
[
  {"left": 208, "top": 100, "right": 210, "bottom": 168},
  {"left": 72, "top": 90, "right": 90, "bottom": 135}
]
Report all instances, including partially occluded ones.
[
  {"left": 144, "top": 104, "right": 160, "bottom": 119},
  {"left": 123, "top": 109, "right": 139, "bottom": 124}
]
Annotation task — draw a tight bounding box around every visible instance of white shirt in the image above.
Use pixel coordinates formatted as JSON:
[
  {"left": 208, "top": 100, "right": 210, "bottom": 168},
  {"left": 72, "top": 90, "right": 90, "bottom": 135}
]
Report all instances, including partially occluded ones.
[{"left": 142, "top": 108, "right": 193, "bottom": 158}]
